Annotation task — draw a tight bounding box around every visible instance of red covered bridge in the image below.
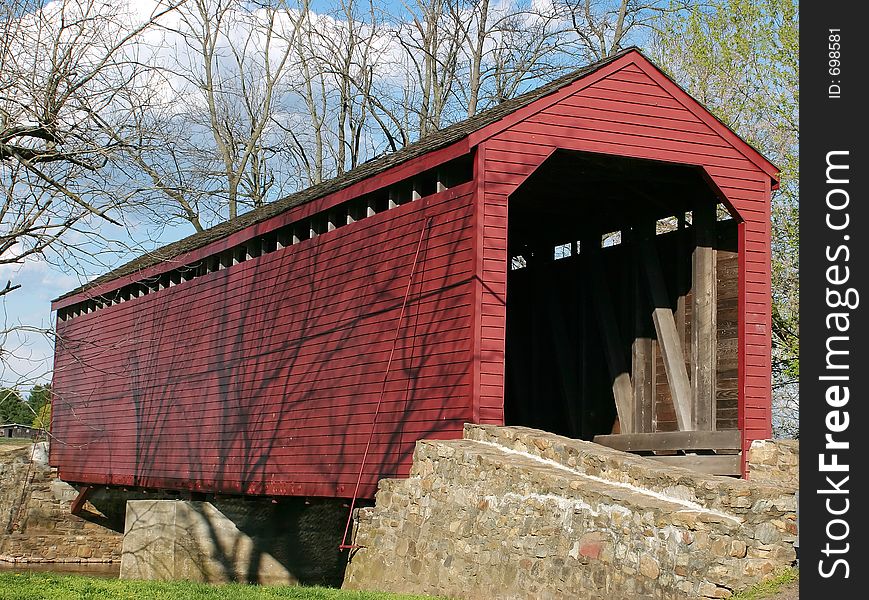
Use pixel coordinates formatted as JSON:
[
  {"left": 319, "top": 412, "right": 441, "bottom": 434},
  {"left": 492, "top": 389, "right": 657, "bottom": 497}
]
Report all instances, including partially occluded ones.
[{"left": 50, "top": 48, "right": 777, "bottom": 499}]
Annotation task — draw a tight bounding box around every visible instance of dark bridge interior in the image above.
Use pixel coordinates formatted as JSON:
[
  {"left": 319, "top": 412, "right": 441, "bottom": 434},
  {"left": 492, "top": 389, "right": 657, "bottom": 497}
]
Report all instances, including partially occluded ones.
[{"left": 504, "top": 150, "right": 740, "bottom": 472}]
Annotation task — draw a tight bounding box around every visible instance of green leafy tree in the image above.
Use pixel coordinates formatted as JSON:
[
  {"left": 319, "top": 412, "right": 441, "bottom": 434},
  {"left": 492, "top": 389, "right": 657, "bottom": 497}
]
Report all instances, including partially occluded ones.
[
  {"left": 0, "top": 388, "right": 30, "bottom": 424},
  {"left": 33, "top": 402, "right": 52, "bottom": 431},
  {"left": 651, "top": 0, "right": 798, "bottom": 436},
  {"left": 27, "top": 385, "right": 51, "bottom": 429}
]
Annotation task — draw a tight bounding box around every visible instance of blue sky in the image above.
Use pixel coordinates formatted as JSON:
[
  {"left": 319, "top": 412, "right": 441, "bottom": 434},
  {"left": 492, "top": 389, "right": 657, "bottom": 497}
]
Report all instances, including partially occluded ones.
[
  {"left": 1, "top": 219, "right": 194, "bottom": 388},
  {"left": 1, "top": 259, "right": 74, "bottom": 387}
]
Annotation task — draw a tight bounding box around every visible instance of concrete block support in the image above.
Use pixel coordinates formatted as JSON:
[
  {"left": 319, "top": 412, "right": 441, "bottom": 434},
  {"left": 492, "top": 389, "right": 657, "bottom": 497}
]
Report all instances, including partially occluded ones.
[{"left": 120, "top": 498, "right": 350, "bottom": 585}]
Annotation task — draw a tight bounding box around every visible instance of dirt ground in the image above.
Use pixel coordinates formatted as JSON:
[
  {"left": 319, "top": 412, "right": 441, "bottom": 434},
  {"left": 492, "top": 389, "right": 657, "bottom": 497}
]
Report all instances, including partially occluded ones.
[{"left": 0, "top": 440, "right": 31, "bottom": 452}]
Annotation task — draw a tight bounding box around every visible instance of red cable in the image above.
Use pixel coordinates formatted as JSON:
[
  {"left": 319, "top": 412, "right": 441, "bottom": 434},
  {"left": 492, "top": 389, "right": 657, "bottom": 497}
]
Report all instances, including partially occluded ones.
[{"left": 339, "top": 217, "right": 432, "bottom": 550}]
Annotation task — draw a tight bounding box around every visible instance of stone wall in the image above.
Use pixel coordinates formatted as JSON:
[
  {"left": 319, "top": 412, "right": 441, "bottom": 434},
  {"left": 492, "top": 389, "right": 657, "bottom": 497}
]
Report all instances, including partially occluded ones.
[
  {"left": 747, "top": 440, "right": 799, "bottom": 488},
  {"left": 0, "top": 444, "right": 124, "bottom": 563},
  {"left": 344, "top": 425, "right": 798, "bottom": 600}
]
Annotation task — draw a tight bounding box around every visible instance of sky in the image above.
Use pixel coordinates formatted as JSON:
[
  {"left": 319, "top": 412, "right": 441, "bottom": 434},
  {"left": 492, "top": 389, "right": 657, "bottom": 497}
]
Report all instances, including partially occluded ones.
[
  {"left": 1, "top": 217, "right": 194, "bottom": 388},
  {"left": 1, "top": 253, "right": 77, "bottom": 387}
]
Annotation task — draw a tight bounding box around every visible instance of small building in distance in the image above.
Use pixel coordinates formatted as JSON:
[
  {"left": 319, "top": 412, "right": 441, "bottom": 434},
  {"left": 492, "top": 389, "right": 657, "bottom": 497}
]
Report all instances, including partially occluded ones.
[
  {"left": 1, "top": 423, "right": 39, "bottom": 439},
  {"left": 49, "top": 48, "right": 778, "bottom": 501}
]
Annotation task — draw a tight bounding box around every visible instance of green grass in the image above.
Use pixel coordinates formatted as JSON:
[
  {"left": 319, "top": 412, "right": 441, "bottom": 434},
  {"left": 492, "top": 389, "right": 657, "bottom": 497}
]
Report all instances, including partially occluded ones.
[
  {"left": 0, "top": 438, "right": 32, "bottom": 446},
  {"left": 731, "top": 568, "right": 798, "bottom": 599},
  {"left": 0, "top": 573, "right": 436, "bottom": 600}
]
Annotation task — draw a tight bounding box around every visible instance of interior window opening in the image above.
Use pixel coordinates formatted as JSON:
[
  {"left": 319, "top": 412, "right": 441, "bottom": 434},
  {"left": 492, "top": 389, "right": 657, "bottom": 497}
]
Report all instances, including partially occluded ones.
[
  {"left": 601, "top": 231, "right": 621, "bottom": 247},
  {"left": 554, "top": 243, "right": 572, "bottom": 260}
]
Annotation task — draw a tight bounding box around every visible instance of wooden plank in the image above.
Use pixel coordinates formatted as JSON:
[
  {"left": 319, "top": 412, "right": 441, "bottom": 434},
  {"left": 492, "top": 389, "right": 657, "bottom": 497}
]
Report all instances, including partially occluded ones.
[
  {"left": 676, "top": 215, "right": 687, "bottom": 354},
  {"left": 640, "top": 238, "right": 693, "bottom": 431},
  {"left": 507, "top": 122, "right": 752, "bottom": 170},
  {"left": 529, "top": 110, "right": 730, "bottom": 148},
  {"left": 631, "top": 230, "right": 654, "bottom": 433},
  {"left": 593, "top": 430, "right": 741, "bottom": 452},
  {"left": 632, "top": 335, "right": 654, "bottom": 432},
  {"left": 586, "top": 241, "right": 633, "bottom": 433},
  {"left": 692, "top": 201, "right": 718, "bottom": 430},
  {"left": 645, "top": 454, "right": 741, "bottom": 476}
]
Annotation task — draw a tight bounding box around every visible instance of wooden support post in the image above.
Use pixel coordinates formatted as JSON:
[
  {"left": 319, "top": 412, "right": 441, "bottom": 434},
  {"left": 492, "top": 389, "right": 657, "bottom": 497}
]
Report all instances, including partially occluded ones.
[
  {"left": 436, "top": 169, "right": 447, "bottom": 193},
  {"left": 692, "top": 200, "right": 718, "bottom": 430},
  {"left": 676, "top": 214, "right": 687, "bottom": 354},
  {"left": 630, "top": 227, "right": 654, "bottom": 433},
  {"left": 585, "top": 239, "right": 633, "bottom": 433},
  {"left": 70, "top": 485, "right": 94, "bottom": 516},
  {"left": 640, "top": 237, "right": 693, "bottom": 431}
]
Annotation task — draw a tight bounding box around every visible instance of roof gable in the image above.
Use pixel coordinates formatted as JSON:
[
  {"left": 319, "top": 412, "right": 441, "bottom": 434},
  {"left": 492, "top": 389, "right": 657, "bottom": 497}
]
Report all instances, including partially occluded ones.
[
  {"left": 469, "top": 49, "right": 778, "bottom": 184},
  {"left": 630, "top": 53, "right": 779, "bottom": 182}
]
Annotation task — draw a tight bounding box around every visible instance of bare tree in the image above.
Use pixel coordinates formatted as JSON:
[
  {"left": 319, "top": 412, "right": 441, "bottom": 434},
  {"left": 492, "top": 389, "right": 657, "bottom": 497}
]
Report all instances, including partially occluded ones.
[
  {"left": 386, "top": 0, "right": 465, "bottom": 139},
  {"left": 144, "top": 0, "right": 301, "bottom": 222},
  {"left": 266, "top": 0, "right": 391, "bottom": 184},
  {"left": 281, "top": 0, "right": 330, "bottom": 186},
  {"left": 1, "top": 0, "right": 187, "bottom": 389},
  {"left": 560, "top": 0, "right": 689, "bottom": 61},
  {"left": 1, "top": 0, "right": 185, "bottom": 296},
  {"left": 458, "top": 0, "right": 567, "bottom": 114},
  {"left": 313, "top": 0, "right": 382, "bottom": 175}
]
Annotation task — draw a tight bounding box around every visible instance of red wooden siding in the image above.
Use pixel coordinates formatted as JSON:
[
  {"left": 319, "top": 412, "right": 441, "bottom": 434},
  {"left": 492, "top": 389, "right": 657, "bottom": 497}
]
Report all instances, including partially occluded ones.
[
  {"left": 473, "top": 56, "right": 773, "bottom": 469},
  {"left": 51, "top": 186, "right": 477, "bottom": 498}
]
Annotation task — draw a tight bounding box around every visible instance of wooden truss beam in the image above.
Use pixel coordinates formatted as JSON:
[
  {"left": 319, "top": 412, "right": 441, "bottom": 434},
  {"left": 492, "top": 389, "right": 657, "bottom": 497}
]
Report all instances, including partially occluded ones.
[
  {"left": 692, "top": 201, "right": 718, "bottom": 430},
  {"left": 70, "top": 485, "right": 94, "bottom": 516},
  {"left": 640, "top": 238, "right": 693, "bottom": 431}
]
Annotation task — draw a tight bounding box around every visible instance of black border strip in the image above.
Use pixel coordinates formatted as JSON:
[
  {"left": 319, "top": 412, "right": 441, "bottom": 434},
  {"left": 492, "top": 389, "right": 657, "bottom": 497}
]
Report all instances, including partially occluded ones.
[{"left": 800, "top": 2, "right": 866, "bottom": 594}]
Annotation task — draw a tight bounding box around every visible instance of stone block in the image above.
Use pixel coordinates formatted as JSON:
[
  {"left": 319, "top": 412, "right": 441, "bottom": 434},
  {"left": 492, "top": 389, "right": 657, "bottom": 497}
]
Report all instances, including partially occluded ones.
[{"left": 639, "top": 555, "right": 660, "bottom": 579}]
